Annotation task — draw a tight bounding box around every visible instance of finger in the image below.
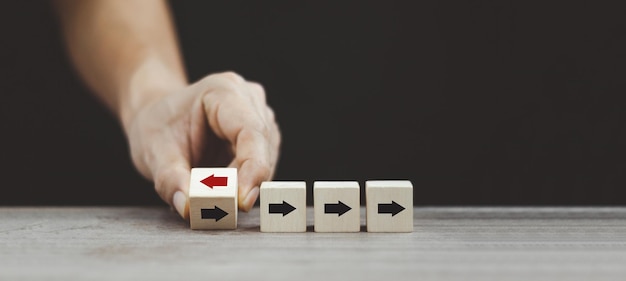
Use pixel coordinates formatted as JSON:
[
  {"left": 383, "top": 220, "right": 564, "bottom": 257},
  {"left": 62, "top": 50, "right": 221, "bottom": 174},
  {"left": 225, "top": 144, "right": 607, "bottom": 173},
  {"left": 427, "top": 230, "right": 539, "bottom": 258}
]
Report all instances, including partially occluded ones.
[
  {"left": 240, "top": 83, "right": 280, "bottom": 197},
  {"left": 229, "top": 155, "right": 270, "bottom": 212},
  {"left": 229, "top": 126, "right": 272, "bottom": 212},
  {"left": 265, "top": 106, "right": 281, "bottom": 179},
  {"left": 202, "top": 91, "right": 272, "bottom": 212},
  {"left": 244, "top": 81, "right": 280, "bottom": 179},
  {"left": 198, "top": 72, "right": 274, "bottom": 211},
  {"left": 151, "top": 140, "right": 192, "bottom": 220},
  {"left": 245, "top": 81, "right": 269, "bottom": 124},
  {"left": 246, "top": 82, "right": 279, "bottom": 178}
]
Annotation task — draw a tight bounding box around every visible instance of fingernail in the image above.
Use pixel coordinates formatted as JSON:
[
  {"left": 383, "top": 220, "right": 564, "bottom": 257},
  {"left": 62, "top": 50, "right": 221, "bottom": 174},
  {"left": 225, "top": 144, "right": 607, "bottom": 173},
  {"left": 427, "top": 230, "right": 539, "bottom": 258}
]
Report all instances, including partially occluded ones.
[
  {"left": 173, "top": 191, "right": 186, "bottom": 218},
  {"left": 242, "top": 186, "right": 259, "bottom": 212}
]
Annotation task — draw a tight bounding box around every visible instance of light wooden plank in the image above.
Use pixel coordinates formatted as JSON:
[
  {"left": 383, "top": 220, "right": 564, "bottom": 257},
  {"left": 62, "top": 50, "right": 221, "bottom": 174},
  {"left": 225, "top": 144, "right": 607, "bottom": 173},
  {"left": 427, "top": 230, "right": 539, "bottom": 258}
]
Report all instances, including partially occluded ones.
[{"left": 1, "top": 207, "right": 626, "bottom": 281}]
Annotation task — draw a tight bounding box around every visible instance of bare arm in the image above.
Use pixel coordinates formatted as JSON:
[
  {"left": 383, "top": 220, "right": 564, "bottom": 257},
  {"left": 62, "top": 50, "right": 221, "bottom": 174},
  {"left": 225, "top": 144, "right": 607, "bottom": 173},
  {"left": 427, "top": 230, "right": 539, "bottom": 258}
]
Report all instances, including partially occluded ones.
[
  {"left": 53, "top": 0, "right": 186, "bottom": 129},
  {"left": 53, "top": 0, "right": 281, "bottom": 219}
]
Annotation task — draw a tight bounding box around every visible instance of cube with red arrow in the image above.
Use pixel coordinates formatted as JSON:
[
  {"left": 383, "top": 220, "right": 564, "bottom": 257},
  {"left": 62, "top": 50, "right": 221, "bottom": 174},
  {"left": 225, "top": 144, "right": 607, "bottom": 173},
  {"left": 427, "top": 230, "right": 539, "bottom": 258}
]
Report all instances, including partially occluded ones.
[{"left": 189, "top": 168, "right": 238, "bottom": 230}]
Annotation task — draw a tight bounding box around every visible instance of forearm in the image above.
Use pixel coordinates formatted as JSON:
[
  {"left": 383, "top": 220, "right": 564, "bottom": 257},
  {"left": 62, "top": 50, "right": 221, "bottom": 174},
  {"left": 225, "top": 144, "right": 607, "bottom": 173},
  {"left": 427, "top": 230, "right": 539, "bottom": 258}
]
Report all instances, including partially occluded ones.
[{"left": 53, "top": 0, "right": 187, "bottom": 130}]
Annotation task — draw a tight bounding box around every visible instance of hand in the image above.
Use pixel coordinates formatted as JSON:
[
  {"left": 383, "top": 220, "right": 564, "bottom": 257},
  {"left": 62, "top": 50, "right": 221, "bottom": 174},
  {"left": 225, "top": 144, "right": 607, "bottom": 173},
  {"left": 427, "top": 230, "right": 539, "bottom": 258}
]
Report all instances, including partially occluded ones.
[{"left": 124, "top": 72, "right": 281, "bottom": 219}]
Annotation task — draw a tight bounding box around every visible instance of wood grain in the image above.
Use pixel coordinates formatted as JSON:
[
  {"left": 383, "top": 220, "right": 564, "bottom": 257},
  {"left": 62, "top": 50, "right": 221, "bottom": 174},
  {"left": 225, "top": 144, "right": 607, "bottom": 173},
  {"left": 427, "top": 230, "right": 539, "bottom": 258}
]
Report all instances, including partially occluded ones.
[
  {"left": 260, "top": 181, "right": 307, "bottom": 232},
  {"left": 189, "top": 167, "right": 237, "bottom": 229},
  {"left": 366, "top": 180, "right": 413, "bottom": 232},
  {"left": 1, "top": 207, "right": 626, "bottom": 281},
  {"left": 314, "top": 181, "right": 360, "bottom": 232}
]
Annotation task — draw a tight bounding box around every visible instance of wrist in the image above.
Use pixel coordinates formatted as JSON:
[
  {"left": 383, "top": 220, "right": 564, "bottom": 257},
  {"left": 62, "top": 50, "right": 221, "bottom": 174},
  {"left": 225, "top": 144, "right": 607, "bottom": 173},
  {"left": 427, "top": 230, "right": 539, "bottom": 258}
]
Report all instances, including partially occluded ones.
[{"left": 118, "top": 57, "right": 187, "bottom": 133}]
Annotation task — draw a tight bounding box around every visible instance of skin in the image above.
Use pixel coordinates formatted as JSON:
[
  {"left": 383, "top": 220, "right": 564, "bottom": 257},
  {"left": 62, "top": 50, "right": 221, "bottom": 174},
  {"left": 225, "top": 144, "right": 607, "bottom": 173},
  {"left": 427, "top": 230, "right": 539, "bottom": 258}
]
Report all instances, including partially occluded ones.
[{"left": 53, "top": 0, "right": 281, "bottom": 219}]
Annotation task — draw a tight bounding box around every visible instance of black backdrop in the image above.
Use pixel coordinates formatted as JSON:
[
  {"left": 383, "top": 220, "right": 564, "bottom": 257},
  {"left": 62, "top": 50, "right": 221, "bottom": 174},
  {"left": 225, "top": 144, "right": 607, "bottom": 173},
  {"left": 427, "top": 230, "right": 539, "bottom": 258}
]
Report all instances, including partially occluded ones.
[{"left": 1, "top": 1, "right": 625, "bottom": 206}]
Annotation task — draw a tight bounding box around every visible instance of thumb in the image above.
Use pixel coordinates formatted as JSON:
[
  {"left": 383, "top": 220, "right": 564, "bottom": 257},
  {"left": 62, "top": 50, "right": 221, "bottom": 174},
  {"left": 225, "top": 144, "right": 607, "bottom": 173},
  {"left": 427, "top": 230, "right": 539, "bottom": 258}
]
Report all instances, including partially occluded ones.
[{"left": 152, "top": 150, "right": 191, "bottom": 220}]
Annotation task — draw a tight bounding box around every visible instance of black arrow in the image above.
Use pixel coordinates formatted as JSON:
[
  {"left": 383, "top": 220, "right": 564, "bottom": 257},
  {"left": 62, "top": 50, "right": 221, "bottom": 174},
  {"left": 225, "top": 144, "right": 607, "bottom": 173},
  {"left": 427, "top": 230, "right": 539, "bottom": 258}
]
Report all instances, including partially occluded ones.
[
  {"left": 201, "top": 206, "right": 228, "bottom": 221},
  {"left": 324, "top": 201, "right": 352, "bottom": 216},
  {"left": 269, "top": 201, "right": 296, "bottom": 216},
  {"left": 378, "top": 201, "right": 405, "bottom": 216}
]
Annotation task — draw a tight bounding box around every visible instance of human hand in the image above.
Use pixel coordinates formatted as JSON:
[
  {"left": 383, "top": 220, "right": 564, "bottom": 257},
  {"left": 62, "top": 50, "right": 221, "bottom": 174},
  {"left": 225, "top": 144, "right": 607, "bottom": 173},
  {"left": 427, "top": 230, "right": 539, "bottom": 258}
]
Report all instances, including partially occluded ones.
[{"left": 124, "top": 72, "right": 280, "bottom": 219}]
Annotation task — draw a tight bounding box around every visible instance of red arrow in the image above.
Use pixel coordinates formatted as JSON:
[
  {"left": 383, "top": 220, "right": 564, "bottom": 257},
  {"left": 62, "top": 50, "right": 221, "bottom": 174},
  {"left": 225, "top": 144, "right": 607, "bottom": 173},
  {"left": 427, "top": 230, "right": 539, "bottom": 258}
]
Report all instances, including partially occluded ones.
[{"left": 200, "top": 174, "right": 228, "bottom": 189}]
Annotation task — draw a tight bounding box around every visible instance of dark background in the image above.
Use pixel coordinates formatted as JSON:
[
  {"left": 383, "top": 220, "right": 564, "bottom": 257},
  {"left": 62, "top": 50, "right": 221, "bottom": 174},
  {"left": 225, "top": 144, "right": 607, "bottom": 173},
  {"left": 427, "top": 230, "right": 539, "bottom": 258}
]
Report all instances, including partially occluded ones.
[{"left": 1, "top": 1, "right": 625, "bottom": 206}]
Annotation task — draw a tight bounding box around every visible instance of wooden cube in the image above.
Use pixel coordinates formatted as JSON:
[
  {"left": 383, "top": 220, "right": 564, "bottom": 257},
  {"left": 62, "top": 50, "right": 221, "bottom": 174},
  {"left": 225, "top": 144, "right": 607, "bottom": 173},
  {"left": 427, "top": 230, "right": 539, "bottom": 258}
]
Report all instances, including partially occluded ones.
[
  {"left": 365, "top": 180, "right": 413, "bottom": 232},
  {"left": 189, "top": 168, "right": 238, "bottom": 230},
  {"left": 260, "top": 181, "right": 307, "bottom": 232},
  {"left": 313, "top": 181, "right": 360, "bottom": 232}
]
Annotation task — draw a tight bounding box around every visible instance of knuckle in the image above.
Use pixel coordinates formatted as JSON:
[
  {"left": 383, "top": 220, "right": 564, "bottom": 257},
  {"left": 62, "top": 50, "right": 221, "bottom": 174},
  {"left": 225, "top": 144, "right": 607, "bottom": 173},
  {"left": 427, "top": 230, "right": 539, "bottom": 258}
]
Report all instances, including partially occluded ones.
[
  {"left": 241, "top": 120, "right": 269, "bottom": 139},
  {"left": 199, "top": 72, "right": 247, "bottom": 95},
  {"left": 217, "top": 71, "right": 245, "bottom": 84},
  {"left": 248, "top": 82, "right": 266, "bottom": 95},
  {"left": 266, "top": 107, "right": 276, "bottom": 123},
  {"left": 246, "top": 111, "right": 269, "bottom": 131}
]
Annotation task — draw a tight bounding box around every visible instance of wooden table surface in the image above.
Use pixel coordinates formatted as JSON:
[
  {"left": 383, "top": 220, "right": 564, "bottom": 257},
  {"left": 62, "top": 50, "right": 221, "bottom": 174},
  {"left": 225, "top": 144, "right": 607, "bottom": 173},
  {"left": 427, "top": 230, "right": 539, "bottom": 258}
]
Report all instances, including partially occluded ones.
[{"left": 1, "top": 206, "right": 626, "bottom": 281}]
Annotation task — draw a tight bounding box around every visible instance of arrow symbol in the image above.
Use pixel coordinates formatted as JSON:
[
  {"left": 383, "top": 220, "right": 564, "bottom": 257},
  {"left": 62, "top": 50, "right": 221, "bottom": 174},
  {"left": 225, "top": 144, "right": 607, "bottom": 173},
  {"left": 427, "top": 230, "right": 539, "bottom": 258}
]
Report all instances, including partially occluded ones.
[
  {"left": 200, "top": 174, "right": 228, "bottom": 189},
  {"left": 201, "top": 206, "right": 228, "bottom": 221},
  {"left": 268, "top": 201, "right": 296, "bottom": 216},
  {"left": 324, "top": 201, "right": 352, "bottom": 216},
  {"left": 378, "top": 201, "right": 405, "bottom": 216}
]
